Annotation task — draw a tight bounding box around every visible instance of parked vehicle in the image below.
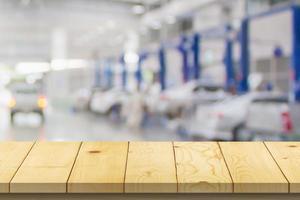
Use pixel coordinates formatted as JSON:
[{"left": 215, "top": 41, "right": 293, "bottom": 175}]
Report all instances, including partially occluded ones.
[
  {"left": 145, "top": 80, "right": 225, "bottom": 119},
  {"left": 89, "top": 87, "right": 129, "bottom": 116},
  {"left": 8, "top": 83, "right": 47, "bottom": 124},
  {"left": 72, "top": 87, "right": 109, "bottom": 112},
  {"left": 71, "top": 88, "right": 92, "bottom": 112},
  {"left": 177, "top": 92, "right": 231, "bottom": 140},
  {"left": 180, "top": 92, "right": 286, "bottom": 141},
  {"left": 238, "top": 96, "right": 300, "bottom": 140}
]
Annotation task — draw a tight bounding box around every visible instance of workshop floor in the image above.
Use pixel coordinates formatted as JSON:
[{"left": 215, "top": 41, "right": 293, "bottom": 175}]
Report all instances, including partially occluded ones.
[{"left": 0, "top": 106, "right": 180, "bottom": 141}]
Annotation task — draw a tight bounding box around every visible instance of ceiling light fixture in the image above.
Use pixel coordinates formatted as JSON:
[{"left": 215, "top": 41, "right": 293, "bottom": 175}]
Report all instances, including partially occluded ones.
[
  {"left": 150, "top": 21, "right": 162, "bottom": 30},
  {"left": 132, "top": 5, "right": 145, "bottom": 15},
  {"left": 166, "top": 16, "right": 176, "bottom": 24}
]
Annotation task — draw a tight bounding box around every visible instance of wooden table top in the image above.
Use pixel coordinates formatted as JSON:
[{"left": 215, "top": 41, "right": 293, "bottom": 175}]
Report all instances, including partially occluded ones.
[{"left": 0, "top": 141, "right": 299, "bottom": 194}]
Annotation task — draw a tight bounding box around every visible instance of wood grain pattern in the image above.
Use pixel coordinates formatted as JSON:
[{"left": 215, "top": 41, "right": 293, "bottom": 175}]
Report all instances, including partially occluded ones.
[
  {"left": 2, "top": 141, "right": 300, "bottom": 194},
  {"left": 174, "top": 142, "right": 232, "bottom": 193},
  {"left": 125, "top": 142, "right": 177, "bottom": 193},
  {"left": 265, "top": 142, "right": 300, "bottom": 193},
  {"left": 68, "top": 142, "right": 128, "bottom": 193},
  {"left": 1, "top": 193, "right": 300, "bottom": 200},
  {"left": 219, "top": 142, "right": 288, "bottom": 193},
  {"left": 10, "top": 142, "right": 81, "bottom": 193},
  {"left": 0, "top": 142, "right": 34, "bottom": 193}
]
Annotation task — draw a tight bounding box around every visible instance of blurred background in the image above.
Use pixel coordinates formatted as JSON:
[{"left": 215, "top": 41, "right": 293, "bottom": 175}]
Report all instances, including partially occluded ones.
[{"left": 0, "top": 0, "right": 300, "bottom": 141}]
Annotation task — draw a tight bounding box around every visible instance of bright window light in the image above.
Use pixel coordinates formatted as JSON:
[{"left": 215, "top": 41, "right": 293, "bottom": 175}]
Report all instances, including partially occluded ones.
[
  {"left": 150, "top": 21, "right": 162, "bottom": 30},
  {"left": 124, "top": 52, "right": 139, "bottom": 64},
  {"left": 68, "top": 59, "right": 88, "bottom": 69},
  {"left": 51, "top": 59, "right": 88, "bottom": 71},
  {"left": 16, "top": 62, "right": 50, "bottom": 74},
  {"left": 51, "top": 59, "right": 68, "bottom": 71}
]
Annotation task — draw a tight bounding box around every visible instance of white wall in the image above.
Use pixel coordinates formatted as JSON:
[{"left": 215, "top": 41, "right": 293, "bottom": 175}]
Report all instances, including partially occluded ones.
[
  {"left": 249, "top": 9, "right": 292, "bottom": 92},
  {"left": 193, "top": 0, "right": 246, "bottom": 32},
  {"left": 250, "top": 10, "right": 292, "bottom": 60},
  {"left": 194, "top": 5, "right": 224, "bottom": 32}
]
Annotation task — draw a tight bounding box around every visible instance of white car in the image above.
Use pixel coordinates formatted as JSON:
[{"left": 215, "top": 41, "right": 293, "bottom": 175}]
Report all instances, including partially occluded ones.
[
  {"left": 239, "top": 96, "right": 300, "bottom": 140},
  {"left": 8, "top": 83, "right": 47, "bottom": 124},
  {"left": 145, "top": 80, "right": 225, "bottom": 118},
  {"left": 182, "top": 92, "right": 284, "bottom": 140},
  {"left": 90, "top": 87, "right": 129, "bottom": 115}
]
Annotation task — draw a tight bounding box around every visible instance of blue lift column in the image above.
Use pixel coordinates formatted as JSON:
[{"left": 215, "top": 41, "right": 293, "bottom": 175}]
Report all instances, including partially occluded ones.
[
  {"left": 238, "top": 19, "right": 250, "bottom": 93},
  {"left": 119, "top": 54, "right": 127, "bottom": 90},
  {"left": 136, "top": 53, "right": 146, "bottom": 90},
  {"left": 192, "top": 33, "right": 201, "bottom": 80},
  {"left": 224, "top": 25, "right": 235, "bottom": 90},
  {"left": 292, "top": 6, "right": 300, "bottom": 102},
  {"left": 178, "top": 36, "right": 190, "bottom": 82},
  {"left": 159, "top": 46, "right": 166, "bottom": 91},
  {"left": 104, "top": 59, "right": 113, "bottom": 88},
  {"left": 94, "top": 60, "right": 101, "bottom": 87}
]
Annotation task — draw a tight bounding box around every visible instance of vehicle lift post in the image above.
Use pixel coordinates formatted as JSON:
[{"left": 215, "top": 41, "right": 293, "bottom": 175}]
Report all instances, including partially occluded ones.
[
  {"left": 136, "top": 52, "right": 147, "bottom": 91},
  {"left": 192, "top": 33, "right": 201, "bottom": 80},
  {"left": 292, "top": 5, "right": 300, "bottom": 102},
  {"left": 119, "top": 54, "right": 127, "bottom": 90},
  {"left": 159, "top": 46, "right": 167, "bottom": 91},
  {"left": 178, "top": 35, "right": 191, "bottom": 83},
  {"left": 238, "top": 18, "right": 250, "bottom": 93},
  {"left": 94, "top": 59, "right": 102, "bottom": 87},
  {"left": 224, "top": 25, "right": 236, "bottom": 91},
  {"left": 104, "top": 59, "right": 113, "bottom": 88}
]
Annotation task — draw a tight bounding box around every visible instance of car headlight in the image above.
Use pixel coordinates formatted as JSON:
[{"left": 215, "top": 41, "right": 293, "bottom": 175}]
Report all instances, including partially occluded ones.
[
  {"left": 8, "top": 97, "right": 16, "bottom": 108},
  {"left": 37, "top": 95, "right": 47, "bottom": 109}
]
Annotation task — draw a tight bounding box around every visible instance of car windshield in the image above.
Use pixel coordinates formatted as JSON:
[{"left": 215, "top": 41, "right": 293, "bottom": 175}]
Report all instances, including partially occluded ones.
[
  {"left": 11, "top": 84, "right": 39, "bottom": 94},
  {"left": 197, "top": 86, "right": 223, "bottom": 92},
  {"left": 252, "top": 96, "right": 288, "bottom": 103},
  {"left": 15, "top": 88, "right": 37, "bottom": 94}
]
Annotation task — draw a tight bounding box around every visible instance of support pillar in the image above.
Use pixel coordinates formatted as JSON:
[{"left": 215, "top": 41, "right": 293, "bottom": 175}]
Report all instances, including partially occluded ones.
[
  {"left": 159, "top": 47, "right": 166, "bottom": 91},
  {"left": 292, "top": 6, "right": 300, "bottom": 102},
  {"left": 238, "top": 19, "right": 250, "bottom": 92}
]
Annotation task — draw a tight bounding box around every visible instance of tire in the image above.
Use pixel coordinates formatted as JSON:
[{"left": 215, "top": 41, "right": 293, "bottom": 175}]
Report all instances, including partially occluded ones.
[
  {"left": 107, "top": 104, "right": 122, "bottom": 121},
  {"left": 167, "top": 107, "right": 183, "bottom": 120},
  {"left": 232, "top": 124, "right": 243, "bottom": 141},
  {"left": 176, "top": 126, "right": 190, "bottom": 140},
  {"left": 191, "top": 135, "right": 206, "bottom": 141},
  {"left": 38, "top": 111, "right": 45, "bottom": 124},
  {"left": 232, "top": 124, "right": 253, "bottom": 141},
  {"left": 10, "top": 112, "right": 15, "bottom": 125}
]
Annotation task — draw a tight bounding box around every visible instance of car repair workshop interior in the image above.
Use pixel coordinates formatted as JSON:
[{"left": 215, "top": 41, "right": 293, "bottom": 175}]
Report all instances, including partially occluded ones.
[{"left": 0, "top": 0, "right": 300, "bottom": 142}]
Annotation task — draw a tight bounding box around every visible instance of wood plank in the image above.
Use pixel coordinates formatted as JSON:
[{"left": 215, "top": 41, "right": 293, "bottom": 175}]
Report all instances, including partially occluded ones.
[
  {"left": 125, "top": 142, "right": 177, "bottom": 193},
  {"left": 265, "top": 142, "right": 300, "bottom": 193},
  {"left": 0, "top": 142, "right": 34, "bottom": 193},
  {"left": 174, "top": 142, "right": 232, "bottom": 193},
  {"left": 1, "top": 193, "right": 300, "bottom": 200},
  {"left": 10, "top": 142, "right": 81, "bottom": 193},
  {"left": 68, "top": 142, "right": 128, "bottom": 193},
  {"left": 219, "top": 142, "right": 288, "bottom": 193}
]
